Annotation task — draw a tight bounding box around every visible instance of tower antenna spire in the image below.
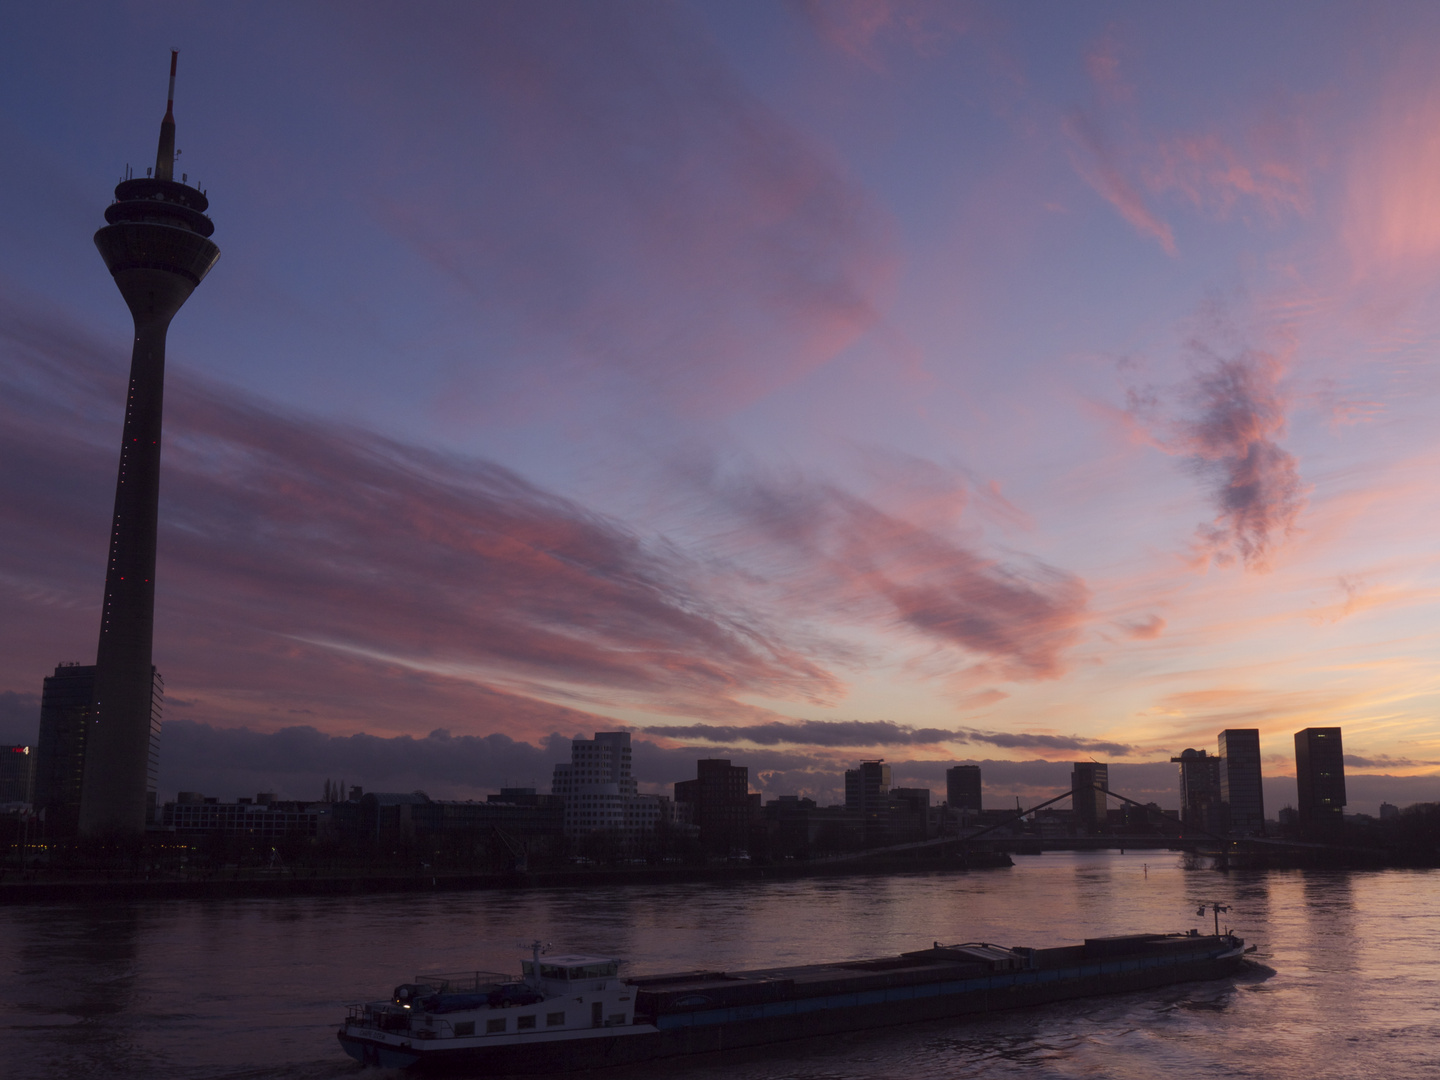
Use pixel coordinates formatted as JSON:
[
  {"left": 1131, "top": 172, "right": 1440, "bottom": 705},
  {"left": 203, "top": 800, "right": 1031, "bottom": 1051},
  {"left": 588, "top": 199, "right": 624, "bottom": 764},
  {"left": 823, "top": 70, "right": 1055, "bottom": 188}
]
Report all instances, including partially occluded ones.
[{"left": 155, "top": 49, "right": 178, "bottom": 181}]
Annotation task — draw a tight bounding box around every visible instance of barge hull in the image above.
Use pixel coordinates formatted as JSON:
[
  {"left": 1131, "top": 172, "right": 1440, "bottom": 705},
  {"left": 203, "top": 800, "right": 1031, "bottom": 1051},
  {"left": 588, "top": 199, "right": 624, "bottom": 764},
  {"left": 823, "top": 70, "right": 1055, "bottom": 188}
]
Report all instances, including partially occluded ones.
[{"left": 341, "top": 940, "right": 1246, "bottom": 1074}]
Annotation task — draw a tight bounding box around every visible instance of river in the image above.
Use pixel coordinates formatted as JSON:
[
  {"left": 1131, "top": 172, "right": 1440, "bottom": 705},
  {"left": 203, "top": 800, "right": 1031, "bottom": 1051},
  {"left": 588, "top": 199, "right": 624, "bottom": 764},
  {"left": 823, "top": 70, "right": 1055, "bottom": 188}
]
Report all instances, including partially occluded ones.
[{"left": 2, "top": 851, "right": 1436, "bottom": 1079}]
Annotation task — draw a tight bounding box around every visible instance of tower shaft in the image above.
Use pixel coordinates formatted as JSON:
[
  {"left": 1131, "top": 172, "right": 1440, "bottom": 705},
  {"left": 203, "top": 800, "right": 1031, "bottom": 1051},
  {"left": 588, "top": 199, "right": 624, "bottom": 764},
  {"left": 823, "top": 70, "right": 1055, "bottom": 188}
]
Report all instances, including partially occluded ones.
[{"left": 79, "top": 281, "right": 186, "bottom": 835}]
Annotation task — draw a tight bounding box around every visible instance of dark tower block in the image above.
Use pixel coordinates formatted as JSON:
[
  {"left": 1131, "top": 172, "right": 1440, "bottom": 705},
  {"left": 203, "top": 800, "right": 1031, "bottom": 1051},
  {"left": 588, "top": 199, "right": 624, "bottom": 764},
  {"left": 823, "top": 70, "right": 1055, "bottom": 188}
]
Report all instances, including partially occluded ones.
[
  {"left": 1294, "top": 727, "right": 1346, "bottom": 842},
  {"left": 946, "top": 764, "right": 982, "bottom": 812},
  {"left": 1218, "top": 729, "right": 1265, "bottom": 837},
  {"left": 81, "top": 53, "right": 219, "bottom": 835},
  {"left": 34, "top": 663, "right": 96, "bottom": 837}
]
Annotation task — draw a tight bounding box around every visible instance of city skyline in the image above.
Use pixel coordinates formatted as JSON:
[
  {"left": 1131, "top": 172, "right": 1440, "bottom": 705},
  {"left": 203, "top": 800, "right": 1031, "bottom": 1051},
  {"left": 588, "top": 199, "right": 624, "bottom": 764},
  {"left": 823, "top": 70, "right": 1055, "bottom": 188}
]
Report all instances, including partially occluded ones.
[{"left": 3, "top": 5, "right": 1440, "bottom": 814}]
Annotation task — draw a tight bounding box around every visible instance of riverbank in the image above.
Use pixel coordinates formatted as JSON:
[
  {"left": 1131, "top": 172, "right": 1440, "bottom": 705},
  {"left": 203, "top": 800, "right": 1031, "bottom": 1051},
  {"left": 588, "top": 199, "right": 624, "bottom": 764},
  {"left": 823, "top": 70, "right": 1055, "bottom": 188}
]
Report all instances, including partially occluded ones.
[{"left": 0, "top": 849, "right": 1013, "bottom": 904}]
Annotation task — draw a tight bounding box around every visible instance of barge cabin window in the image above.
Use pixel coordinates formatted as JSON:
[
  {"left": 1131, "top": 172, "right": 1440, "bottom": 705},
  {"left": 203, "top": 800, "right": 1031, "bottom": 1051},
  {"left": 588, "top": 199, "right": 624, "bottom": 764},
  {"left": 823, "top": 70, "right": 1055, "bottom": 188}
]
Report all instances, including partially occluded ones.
[
  {"left": 453, "top": 1021, "right": 474, "bottom": 1036},
  {"left": 517, "top": 1015, "right": 536, "bottom": 1029},
  {"left": 547, "top": 1012, "right": 565, "bottom": 1026},
  {"left": 486, "top": 1019, "right": 506, "bottom": 1034},
  {"left": 524, "top": 960, "right": 621, "bottom": 981}
]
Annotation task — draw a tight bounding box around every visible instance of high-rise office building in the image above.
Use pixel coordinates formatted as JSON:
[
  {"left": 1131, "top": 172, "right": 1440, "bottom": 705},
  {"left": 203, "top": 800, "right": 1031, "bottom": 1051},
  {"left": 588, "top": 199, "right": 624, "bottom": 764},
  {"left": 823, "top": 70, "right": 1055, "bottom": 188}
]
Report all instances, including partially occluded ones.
[
  {"left": 1294, "top": 727, "right": 1346, "bottom": 841},
  {"left": 845, "top": 760, "right": 892, "bottom": 814},
  {"left": 1171, "top": 748, "right": 1225, "bottom": 834},
  {"left": 33, "top": 664, "right": 96, "bottom": 835},
  {"left": 946, "top": 764, "right": 982, "bottom": 811},
  {"left": 673, "top": 759, "right": 756, "bottom": 854},
  {"left": 0, "top": 745, "right": 36, "bottom": 805},
  {"left": 1218, "top": 729, "right": 1265, "bottom": 836},
  {"left": 34, "top": 663, "right": 163, "bottom": 836},
  {"left": 846, "top": 760, "right": 894, "bottom": 846},
  {"left": 81, "top": 53, "right": 219, "bottom": 834},
  {"left": 1070, "top": 762, "right": 1109, "bottom": 834}
]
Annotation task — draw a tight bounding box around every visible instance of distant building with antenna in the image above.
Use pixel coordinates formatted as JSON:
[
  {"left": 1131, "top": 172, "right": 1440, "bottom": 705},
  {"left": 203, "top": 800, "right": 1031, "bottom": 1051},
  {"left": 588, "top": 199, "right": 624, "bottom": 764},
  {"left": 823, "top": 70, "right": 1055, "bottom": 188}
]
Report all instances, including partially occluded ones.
[{"left": 1172, "top": 748, "right": 1225, "bottom": 835}]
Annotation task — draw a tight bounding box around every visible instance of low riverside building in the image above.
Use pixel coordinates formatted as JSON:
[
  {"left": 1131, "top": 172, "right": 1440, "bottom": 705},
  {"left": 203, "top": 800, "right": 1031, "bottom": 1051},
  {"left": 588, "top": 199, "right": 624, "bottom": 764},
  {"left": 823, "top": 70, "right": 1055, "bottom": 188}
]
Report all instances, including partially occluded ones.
[
  {"left": 759, "top": 796, "right": 860, "bottom": 858},
  {"left": 889, "top": 787, "right": 932, "bottom": 843},
  {"left": 332, "top": 789, "right": 566, "bottom": 845},
  {"left": 161, "top": 792, "right": 330, "bottom": 838}
]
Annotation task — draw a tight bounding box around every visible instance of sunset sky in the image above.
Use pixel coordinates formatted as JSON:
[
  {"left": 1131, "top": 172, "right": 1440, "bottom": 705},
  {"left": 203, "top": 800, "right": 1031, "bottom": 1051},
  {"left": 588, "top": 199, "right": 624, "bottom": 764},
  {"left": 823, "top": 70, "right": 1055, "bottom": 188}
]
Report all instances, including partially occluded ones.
[{"left": 4, "top": 2, "right": 1440, "bottom": 812}]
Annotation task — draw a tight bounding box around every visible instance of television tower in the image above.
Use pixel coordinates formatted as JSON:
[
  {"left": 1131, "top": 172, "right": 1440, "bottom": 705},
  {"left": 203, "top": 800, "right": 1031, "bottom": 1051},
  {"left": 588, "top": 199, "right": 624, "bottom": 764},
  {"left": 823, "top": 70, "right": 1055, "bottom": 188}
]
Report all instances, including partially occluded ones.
[{"left": 81, "top": 52, "right": 220, "bottom": 834}]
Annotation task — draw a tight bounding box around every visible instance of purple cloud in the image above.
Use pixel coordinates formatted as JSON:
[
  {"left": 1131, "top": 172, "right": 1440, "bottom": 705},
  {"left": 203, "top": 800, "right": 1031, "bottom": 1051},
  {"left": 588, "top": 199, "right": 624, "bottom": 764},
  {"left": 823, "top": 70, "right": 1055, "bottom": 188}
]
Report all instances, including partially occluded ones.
[
  {"left": 962, "top": 730, "right": 1137, "bottom": 757},
  {"left": 1181, "top": 348, "right": 1305, "bottom": 569},
  {"left": 642, "top": 720, "right": 963, "bottom": 747},
  {"left": 689, "top": 465, "right": 1090, "bottom": 679}
]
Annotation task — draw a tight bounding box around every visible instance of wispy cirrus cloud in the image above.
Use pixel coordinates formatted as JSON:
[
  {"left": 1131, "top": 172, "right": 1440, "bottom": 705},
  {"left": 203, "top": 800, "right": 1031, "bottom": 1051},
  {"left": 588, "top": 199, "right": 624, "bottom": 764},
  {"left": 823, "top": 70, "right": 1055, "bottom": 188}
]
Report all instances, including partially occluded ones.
[
  {"left": 1067, "top": 30, "right": 1315, "bottom": 253},
  {"left": 1065, "top": 109, "right": 1177, "bottom": 256},
  {"left": 341, "top": 2, "right": 896, "bottom": 420},
  {"left": 1118, "top": 614, "right": 1166, "bottom": 640},
  {"left": 1146, "top": 132, "right": 1310, "bottom": 221},
  {"left": 1, "top": 298, "right": 1084, "bottom": 749},
  {"left": 687, "top": 463, "right": 1090, "bottom": 680},
  {"left": 0, "top": 303, "right": 847, "bottom": 737}
]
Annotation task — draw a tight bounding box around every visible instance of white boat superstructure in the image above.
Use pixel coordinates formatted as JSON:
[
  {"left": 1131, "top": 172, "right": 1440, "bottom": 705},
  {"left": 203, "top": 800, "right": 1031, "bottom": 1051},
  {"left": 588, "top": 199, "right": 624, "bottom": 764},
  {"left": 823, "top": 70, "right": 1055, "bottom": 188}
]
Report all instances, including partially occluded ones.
[{"left": 339, "top": 947, "right": 652, "bottom": 1069}]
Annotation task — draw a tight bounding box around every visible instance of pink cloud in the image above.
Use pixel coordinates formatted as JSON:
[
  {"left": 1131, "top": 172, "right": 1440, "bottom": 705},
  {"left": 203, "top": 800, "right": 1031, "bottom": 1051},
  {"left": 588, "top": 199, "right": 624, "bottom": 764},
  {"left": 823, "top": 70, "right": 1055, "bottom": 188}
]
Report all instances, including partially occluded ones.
[
  {"left": 1344, "top": 68, "right": 1440, "bottom": 275},
  {"left": 1146, "top": 132, "right": 1310, "bottom": 220},
  {"left": 1084, "top": 29, "right": 1132, "bottom": 105},
  {"left": 1119, "top": 614, "right": 1166, "bottom": 640}
]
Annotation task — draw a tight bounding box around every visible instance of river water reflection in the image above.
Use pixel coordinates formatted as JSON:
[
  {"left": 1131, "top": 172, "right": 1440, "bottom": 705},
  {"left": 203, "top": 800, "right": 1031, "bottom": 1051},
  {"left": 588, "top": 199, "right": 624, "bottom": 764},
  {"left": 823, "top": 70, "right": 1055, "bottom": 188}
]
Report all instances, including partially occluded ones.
[{"left": 2, "top": 852, "right": 1437, "bottom": 1079}]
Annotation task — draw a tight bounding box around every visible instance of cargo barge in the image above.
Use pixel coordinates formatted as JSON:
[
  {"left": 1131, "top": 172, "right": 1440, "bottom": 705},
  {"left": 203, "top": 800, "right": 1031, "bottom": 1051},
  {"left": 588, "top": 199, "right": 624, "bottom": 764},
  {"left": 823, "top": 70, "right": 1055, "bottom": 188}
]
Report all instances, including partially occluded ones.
[{"left": 337, "top": 929, "right": 1250, "bottom": 1072}]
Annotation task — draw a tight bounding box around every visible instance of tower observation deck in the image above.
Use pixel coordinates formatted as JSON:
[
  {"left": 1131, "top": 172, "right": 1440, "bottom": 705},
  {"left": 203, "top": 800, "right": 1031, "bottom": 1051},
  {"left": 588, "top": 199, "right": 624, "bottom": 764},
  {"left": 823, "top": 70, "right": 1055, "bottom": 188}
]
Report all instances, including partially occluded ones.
[{"left": 82, "top": 52, "right": 220, "bottom": 835}]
